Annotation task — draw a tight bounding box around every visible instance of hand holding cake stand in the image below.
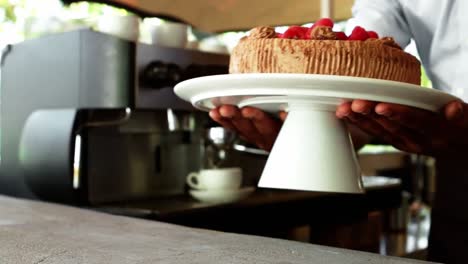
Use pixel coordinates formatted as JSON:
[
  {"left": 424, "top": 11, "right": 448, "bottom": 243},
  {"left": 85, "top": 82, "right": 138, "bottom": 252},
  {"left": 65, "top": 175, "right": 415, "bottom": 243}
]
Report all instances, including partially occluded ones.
[{"left": 174, "top": 73, "right": 458, "bottom": 193}]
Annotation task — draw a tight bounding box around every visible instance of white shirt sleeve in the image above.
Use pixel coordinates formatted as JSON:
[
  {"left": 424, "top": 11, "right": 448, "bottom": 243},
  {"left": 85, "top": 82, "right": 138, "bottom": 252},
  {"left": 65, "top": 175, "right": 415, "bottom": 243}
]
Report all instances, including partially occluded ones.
[{"left": 347, "top": 0, "right": 412, "bottom": 48}]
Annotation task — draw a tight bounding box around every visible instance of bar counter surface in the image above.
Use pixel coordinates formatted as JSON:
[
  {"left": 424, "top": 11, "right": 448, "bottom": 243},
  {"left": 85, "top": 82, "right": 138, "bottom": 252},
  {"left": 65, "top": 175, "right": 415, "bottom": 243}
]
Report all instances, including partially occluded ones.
[{"left": 0, "top": 194, "right": 435, "bottom": 263}]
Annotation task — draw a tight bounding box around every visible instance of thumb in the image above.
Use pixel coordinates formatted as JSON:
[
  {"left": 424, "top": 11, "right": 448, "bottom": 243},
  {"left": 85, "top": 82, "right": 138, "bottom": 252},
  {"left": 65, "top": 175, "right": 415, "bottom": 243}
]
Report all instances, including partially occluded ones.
[
  {"left": 444, "top": 100, "right": 464, "bottom": 122},
  {"left": 279, "top": 111, "right": 288, "bottom": 121}
]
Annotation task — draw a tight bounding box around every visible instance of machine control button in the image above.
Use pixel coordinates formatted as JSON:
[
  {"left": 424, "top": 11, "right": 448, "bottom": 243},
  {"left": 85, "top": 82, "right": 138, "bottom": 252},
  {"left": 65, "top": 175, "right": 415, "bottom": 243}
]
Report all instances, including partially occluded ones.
[
  {"left": 140, "top": 61, "right": 228, "bottom": 88},
  {"left": 141, "top": 61, "right": 182, "bottom": 89},
  {"left": 182, "top": 64, "right": 228, "bottom": 81}
]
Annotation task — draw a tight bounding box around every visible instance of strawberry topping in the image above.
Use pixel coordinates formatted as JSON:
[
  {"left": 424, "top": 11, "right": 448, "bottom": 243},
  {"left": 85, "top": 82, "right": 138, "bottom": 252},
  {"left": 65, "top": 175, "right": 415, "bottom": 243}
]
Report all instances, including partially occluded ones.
[
  {"left": 273, "top": 19, "right": 383, "bottom": 41},
  {"left": 335, "top": 31, "right": 348, "bottom": 40},
  {"left": 348, "top": 26, "right": 369, "bottom": 41},
  {"left": 367, "top": 30, "right": 379, "bottom": 39},
  {"left": 282, "top": 26, "right": 308, "bottom": 39},
  {"left": 305, "top": 26, "right": 315, "bottom": 39},
  {"left": 314, "top": 18, "right": 334, "bottom": 28}
]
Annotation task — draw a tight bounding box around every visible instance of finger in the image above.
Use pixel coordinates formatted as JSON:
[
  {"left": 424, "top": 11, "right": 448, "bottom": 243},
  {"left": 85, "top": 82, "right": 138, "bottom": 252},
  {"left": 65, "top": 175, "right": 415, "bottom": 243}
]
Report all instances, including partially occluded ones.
[
  {"left": 241, "top": 107, "right": 281, "bottom": 135},
  {"left": 218, "top": 105, "right": 240, "bottom": 119},
  {"left": 351, "top": 100, "right": 377, "bottom": 115},
  {"left": 444, "top": 100, "right": 464, "bottom": 121},
  {"left": 336, "top": 100, "right": 377, "bottom": 117},
  {"left": 209, "top": 107, "right": 236, "bottom": 131},
  {"left": 336, "top": 101, "right": 353, "bottom": 119},
  {"left": 340, "top": 101, "right": 426, "bottom": 153},
  {"left": 374, "top": 103, "right": 438, "bottom": 134},
  {"left": 444, "top": 101, "right": 468, "bottom": 132},
  {"left": 345, "top": 112, "right": 423, "bottom": 153},
  {"left": 217, "top": 105, "right": 254, "bottom": 139},
  {"left": 370, "top": 114, "right": 425, "bottom": 153},
  {"left": 279, "top": 111, "right": 288, "bottom": 121},
  {"left": 443, "top": 102, "right": 468, "bottom": 146},
  {"left": 375, "top": 102, "right": 467, "bottom": 154},
  {"left": 345, "top": 111, "right": 395, "bottom": 143},
  {"left": 241, "top": 107, "right": 282, "bottom": 150},
  {"left": 219, "top": 105, "right": 264, "bottom": 148}
]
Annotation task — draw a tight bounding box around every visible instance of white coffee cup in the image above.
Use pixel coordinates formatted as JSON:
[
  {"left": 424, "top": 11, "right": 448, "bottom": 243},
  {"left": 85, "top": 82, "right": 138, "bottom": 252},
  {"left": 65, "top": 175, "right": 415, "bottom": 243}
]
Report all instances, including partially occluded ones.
[
  {"left": 186, "top": 167, "right": 242, "bottom": 190},
  {"left": 148, "top": 22, "right": 188, "bottom": 48},
  {"left": 96, "top": 14, "right": 141, "bottom": 42}
]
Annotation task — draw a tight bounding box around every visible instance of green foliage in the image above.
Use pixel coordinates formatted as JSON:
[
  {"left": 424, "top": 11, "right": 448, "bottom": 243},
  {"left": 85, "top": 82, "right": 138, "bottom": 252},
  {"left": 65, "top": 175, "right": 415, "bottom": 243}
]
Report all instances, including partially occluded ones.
[
  {"left": 421, "top": 66, "right": 432, "bottom": 88},
  {"left": 0, "top": 0, "right": 17, "bottom": 22},
  {"left": 0, "top": 0, "right": 133, "bottom": 42},
  {"left": 0, "top": 0, "right": 130, "bottom": 24}
]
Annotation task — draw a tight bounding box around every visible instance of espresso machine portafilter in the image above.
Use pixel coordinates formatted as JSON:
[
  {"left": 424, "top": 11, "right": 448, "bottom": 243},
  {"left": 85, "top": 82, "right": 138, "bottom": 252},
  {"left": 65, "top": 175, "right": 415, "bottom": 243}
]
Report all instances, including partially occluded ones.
[
  {"left": 204, "top": 127, "right": 237, "bottom": 168},
  {"left": 0, "top": 29, "right": 267, "bottom": 205}
]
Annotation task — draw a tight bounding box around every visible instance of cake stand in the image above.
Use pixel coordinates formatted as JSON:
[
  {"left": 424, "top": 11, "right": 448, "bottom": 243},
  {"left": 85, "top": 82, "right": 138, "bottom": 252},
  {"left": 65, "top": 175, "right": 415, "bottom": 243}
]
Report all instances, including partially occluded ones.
[{"left": 174, "top": 73, "right": 458, "bottom": 193}]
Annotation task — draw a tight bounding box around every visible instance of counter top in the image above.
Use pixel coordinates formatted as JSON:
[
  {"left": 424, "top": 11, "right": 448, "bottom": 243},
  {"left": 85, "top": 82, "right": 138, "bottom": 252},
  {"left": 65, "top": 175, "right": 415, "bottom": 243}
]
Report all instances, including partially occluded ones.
[{"left": 0, "top": 194, "right": 433, "bottom": 263}]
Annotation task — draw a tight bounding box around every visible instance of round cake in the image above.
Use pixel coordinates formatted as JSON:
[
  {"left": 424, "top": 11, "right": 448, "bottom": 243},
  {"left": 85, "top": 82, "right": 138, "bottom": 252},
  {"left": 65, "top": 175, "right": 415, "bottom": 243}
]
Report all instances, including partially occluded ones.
[{"left": 229, "top": 19, "right": 421, "bottom": 85}]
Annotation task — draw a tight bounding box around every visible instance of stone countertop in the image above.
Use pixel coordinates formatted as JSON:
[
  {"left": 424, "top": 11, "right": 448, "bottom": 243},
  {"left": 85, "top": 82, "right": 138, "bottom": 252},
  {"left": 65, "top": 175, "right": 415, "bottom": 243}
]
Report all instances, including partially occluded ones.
[{"left": 0, "top": 195, "right": 433, "bottom": 264}]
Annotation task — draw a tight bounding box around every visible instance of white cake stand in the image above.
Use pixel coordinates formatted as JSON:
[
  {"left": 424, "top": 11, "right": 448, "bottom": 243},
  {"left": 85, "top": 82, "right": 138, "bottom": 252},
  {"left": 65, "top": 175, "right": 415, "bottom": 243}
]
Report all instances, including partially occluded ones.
[{"left": 174, "top": 73, "right": 458, "bottom": 193}]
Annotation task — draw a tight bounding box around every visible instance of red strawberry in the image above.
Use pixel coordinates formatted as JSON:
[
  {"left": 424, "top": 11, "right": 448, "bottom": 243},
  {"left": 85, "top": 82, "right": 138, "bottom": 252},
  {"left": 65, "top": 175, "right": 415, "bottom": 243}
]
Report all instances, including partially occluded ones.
[
  {"left": 305, "top": 26, "right": 315, "bottom": 39},
  {"left": 283, "top": 26, "right": 308, "bottom": 39},
  {"left": 276, "top": 33, "right": 283, "bottom": 38},
  {"left": 348, "top": 26, "right": 369, "bottom": 40},
  {"left": 335, "top": 31, "right": 348, "bottom": 40},
  {"left": 367, "top": 30, "right": 379, "bottom": 39},
  {"left": 315, "top": 18, "right": 334, "bottom": 28}
]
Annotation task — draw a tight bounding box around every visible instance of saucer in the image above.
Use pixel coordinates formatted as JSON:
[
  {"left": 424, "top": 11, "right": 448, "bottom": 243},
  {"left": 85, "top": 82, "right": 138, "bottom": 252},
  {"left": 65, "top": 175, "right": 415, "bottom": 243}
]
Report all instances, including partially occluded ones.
[{"left": 189, "top": 187, "right": 255, "bottom": 204}]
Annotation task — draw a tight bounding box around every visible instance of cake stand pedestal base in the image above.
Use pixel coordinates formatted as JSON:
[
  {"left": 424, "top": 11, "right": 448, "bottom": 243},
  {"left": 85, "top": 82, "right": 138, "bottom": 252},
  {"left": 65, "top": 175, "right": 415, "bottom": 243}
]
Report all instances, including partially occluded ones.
[{"left": 241, "top": 96, "right": 363, "bottom": 193}]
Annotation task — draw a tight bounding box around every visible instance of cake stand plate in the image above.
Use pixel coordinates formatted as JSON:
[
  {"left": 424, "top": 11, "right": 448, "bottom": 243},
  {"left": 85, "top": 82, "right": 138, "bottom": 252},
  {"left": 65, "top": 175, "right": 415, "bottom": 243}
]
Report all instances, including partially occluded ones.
[
  {"left": 174, "top": 73, "right": 458, "bottom": 194},
  {"left": 174, "top": 73, "right": 457, "bottom": 113}
]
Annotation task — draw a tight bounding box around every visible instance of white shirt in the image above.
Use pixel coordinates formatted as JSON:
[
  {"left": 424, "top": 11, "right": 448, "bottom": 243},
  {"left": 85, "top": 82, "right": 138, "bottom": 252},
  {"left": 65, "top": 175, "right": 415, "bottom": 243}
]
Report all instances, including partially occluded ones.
[
  {"left": 347, "top": 1, "right": 468, "bottom": 261},
  {"left": 348, "top": 0, "right": 468, "bottom": 100}
]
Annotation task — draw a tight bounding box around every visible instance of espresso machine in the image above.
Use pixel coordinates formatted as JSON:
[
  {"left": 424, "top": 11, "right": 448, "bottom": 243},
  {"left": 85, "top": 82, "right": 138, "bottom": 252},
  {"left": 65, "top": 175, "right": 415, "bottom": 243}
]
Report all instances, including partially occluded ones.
[{"left": 0, "top": 29, "right": 267, "bottom": 205}]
